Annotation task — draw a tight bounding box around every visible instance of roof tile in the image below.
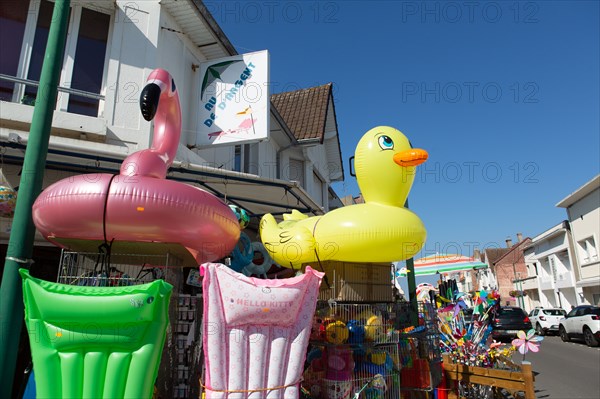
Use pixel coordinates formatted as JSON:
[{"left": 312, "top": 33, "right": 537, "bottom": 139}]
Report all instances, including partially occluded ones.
[{"left": 271, "top": 83, "right": 332, "bottom": 142}]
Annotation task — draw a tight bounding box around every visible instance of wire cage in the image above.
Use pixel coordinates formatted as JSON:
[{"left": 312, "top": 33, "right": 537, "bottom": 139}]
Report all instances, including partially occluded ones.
[
  {"left": 311, "top": 301, "right": 400, "bottom": 345},
  {"left": 303, "top": 343, "right": 401, "bottom": 399},
  {"left": 57, "top": 251, "right": 183, "bottom": 286}
]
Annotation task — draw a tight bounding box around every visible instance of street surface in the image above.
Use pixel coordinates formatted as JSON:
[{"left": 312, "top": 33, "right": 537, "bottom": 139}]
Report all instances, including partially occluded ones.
[{"left": 525, "top": 335, "right": 600, "bottom": 399}]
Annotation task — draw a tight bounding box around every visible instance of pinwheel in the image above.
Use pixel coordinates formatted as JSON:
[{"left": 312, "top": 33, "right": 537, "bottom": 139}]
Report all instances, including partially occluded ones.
[{"left": 512, "top": 329, "right": 543, "bottom": 359}]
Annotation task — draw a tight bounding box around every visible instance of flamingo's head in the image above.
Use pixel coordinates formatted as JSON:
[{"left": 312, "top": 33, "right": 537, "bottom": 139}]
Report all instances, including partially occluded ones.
[{"left": 140, "top": 69, "right": 177, "bottom": 121}]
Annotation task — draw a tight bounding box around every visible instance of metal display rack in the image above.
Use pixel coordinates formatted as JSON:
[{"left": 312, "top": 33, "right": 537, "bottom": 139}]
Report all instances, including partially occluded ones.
[{"left": 57, "top": 251, "right": 179, "bottom": 286}]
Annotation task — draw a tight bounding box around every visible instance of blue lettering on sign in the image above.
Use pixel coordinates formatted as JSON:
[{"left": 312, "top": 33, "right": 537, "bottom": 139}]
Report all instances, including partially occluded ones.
[
  {"left": 204, "top": 97, "right": 216, "bottom": 111},
  {"left": 204, "top": 112, "right": 216, "bottom": 127}
]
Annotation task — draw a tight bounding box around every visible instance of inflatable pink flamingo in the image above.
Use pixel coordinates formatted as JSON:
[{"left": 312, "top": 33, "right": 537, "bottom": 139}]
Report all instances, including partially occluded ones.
[{"left": 32, "top": 69, "right": 240, "bottom": 264}]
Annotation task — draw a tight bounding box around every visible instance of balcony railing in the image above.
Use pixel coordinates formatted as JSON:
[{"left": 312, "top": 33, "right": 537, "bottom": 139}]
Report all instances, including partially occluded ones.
[
  {"left": 521, "top": 277, "right": 538, "bottom": 290},
  {"left": 0, "top": 74, "right": 104, "bottom": 101}
]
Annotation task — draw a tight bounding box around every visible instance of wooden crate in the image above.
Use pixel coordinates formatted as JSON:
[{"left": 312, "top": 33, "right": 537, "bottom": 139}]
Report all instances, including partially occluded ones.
[{"left": 304, "top": 261, "right": 394, "bottom": 302}]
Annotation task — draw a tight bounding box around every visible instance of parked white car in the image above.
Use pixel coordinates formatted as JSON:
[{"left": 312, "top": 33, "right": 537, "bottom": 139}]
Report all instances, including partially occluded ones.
[
  {"left": 559, "top": 306, "right": 600, "bottom": 347},
  {"left": 529, "top": 307, "right": 567, "bottom": 336}
]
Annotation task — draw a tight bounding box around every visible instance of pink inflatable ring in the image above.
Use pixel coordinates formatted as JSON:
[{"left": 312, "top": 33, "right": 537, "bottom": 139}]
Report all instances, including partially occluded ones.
[{"left": 32, "top": 69, "right": 240, "bottom": 264}]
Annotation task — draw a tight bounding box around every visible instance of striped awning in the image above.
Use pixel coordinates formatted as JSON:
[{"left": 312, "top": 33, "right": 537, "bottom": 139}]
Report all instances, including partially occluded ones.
[{"left": 397, "top": 253, "right": 488, "bottom": 277}]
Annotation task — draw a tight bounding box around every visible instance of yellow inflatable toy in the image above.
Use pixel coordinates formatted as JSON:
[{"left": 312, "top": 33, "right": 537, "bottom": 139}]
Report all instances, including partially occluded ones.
[{"left": 260, "top": 126, "right": 428, "bottom": 268}]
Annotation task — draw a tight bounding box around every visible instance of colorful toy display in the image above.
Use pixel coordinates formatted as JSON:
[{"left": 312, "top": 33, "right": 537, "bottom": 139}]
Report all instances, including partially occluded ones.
[
  {"left": 259, "top": 126, "right": 428, "bottom": 268},
  {"left": 201, "top": 263, "right": 323, "bottom": 398},
  {"left": 0, "top": 184, "right": 16, "bottom": 218},
  {"left": 20, "top": 269, "right": 172, "bottom": 399},
  {"left": 31, "top": 69, "right": 240, "bottom": 264},
  {"left": 435, "top": 286, "right": 529, "bottom": 369}
]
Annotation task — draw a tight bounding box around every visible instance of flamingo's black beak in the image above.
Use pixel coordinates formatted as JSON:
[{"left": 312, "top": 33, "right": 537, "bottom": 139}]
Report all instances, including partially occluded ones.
[{"left": 140, "top": 83, "right": 161, "bottom": 121}]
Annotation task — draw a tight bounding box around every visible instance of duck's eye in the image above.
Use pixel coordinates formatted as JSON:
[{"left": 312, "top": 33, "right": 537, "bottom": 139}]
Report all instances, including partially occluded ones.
[
  {"left": 171, "top": 79, "right": 176, "bottom": 92},
  {"left": 378, "top": 135, "right": 394, "bottom": 150}
]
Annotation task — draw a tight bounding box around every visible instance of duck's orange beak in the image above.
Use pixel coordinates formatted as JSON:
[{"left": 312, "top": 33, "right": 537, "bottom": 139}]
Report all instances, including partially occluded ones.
[{"left": 393, "top": 149, "right": 429, "bottom": 166}]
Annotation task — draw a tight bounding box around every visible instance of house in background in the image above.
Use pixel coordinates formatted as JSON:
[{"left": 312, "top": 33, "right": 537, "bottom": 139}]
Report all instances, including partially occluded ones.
[
  {"left": 485, "top": 235, "right": 531, "bottom": 308},
  {"left": 270, "top": 83, "right": 344, "bottom": 207},
  {"left": 557, "top": 175, "right": 600, "bottom": 305},
  {"left": 479, "top": 246, "right": 508, "bottom": 292},
  {"left": 463, "top": 248, "right": 496, "bottom": 295}
]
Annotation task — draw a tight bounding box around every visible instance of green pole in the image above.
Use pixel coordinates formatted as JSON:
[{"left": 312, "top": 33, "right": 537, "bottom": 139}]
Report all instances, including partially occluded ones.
[
  {"left": 0, "top": 0, "right": 70, "bottom": 396},
  {"left": 406, "top": 256, "right": 419, "bottom": 326},
  {"left": 404, "top": 200, "right": 419, "bottom": 326}
]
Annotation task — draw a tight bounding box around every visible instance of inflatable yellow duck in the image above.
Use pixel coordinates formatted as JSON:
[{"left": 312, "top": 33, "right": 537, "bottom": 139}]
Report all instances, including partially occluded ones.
[{"left": 259, "top": 126, "right": 428, "bottom": 268}]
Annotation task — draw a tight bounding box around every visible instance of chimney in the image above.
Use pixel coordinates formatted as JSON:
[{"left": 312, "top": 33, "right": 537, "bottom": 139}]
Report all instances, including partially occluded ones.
[
  {"left": 505, "top": 237, "right": 513, "bottom": 248},
  {"left": 473, "top": 248, "right": 481, "bottom": 261},
  {"left": 517, "top": 232, "right": 523, "bottom": 242}
]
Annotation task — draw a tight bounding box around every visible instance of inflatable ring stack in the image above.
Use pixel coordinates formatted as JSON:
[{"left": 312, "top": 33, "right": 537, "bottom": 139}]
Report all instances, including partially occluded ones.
[
  {"left": 365, "top": 315, "right": 383, "bottom": 342},
  {"left": 325, "top": 320, "right": 349, "bottom": 345}
]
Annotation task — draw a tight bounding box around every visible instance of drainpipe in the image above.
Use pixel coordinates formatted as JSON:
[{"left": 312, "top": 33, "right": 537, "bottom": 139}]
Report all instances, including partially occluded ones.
[{"left": 0, "top": 1, "right": 70, "bottom": 396}]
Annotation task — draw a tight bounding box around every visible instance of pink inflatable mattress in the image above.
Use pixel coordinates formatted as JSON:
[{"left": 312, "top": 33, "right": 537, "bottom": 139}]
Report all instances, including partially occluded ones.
[{"left": 201, "top": 263, "right": 323, "bottom": 398}]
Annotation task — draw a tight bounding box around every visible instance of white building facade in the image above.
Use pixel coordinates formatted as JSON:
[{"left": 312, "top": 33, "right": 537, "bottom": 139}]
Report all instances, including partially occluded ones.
[
  {"left": 557, "top": 175, "right": 600, "bottom": 306},
  {"left": 520, "top": 222, "right": 581, "bottom": 311}
]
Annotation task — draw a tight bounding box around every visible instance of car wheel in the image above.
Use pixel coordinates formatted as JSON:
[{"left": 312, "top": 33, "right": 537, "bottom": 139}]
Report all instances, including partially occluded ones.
[
  {"left": 583, "top": 327, "right": 599, "bottom": 347},
  {"left": 536, "top": 323, "right": 545, "bottom": 336},
  {"left": 560, "top": 326, "right": 570, "bottom": 342}
]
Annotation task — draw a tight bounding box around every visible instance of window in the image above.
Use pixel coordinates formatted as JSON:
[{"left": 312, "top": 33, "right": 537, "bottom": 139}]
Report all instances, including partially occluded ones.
[
  {"left": 233, "top": 145, "right": 242, "bottom": 172},
  {"left": 0, "top": 0, "right": 30, "bottom": 101},
  {"left": 0, "top": 0, "right": 111, "bottom": 116},
  {"left": 577, "top": 236, "right": 598, "bottom": 264},
  {"left": 575, "top": 308, "right": 586, "bottom": 316},
  {"left": 23, "top": 0, "right": 70, "bottom": 106},
  {"left": 542, "top": 309, "right": 566, "bottom": 316},
  {"left": 287, "top": 159, "right": 305, "bottom": 187},
  {"left": 65, "top": 7, "right": 110, "bottom": 116}
]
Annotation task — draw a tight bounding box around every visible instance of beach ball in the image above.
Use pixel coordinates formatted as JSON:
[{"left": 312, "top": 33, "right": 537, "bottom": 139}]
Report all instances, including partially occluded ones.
[
  {"left": 229, "top": 204, "right": 250, "bottom": 229},
  {"left": 0, "top": 185, "right": 17, "bottom": 218}
]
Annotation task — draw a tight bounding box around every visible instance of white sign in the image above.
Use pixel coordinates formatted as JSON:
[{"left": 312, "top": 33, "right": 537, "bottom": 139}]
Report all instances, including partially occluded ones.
[{"left": 196, "top": 50, "right": 270, "bottom": 146}]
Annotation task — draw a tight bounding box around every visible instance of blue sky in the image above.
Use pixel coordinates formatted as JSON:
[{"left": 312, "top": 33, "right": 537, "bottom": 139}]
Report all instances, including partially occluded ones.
[{"left": 209, "top": 1, "right": 599, "bottom": 279}]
